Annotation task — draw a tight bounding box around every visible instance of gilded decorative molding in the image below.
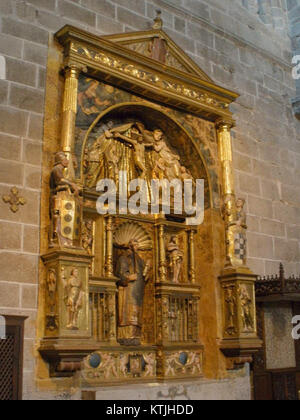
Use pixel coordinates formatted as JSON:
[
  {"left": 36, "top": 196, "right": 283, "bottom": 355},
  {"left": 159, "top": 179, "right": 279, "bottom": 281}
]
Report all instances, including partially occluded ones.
[
  {"left": 70, "top": 41, "right": 229, "bottom": 112},
  {"left": 2, "top": 187, "right": 26, "bottom": 213}
]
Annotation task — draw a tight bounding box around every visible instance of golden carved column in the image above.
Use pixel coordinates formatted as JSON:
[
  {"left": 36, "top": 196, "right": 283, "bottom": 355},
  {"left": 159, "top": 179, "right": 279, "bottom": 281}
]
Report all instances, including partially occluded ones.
[
  {"left": 189, "top": 229, "right": 196, "bottom": 284},
  {"left": 216, "top": 119, "right": 262, "bottom": 368},
  {"left": 216, "top": 119, "right": 237, "bottom": 268},
  {"left": 158, "top": 224, "right": 167, "bottom": 283},
  {"left": 61, "top": 64, "right": 85, "bottom": 179},
  {"left": 105, "top": 216, "right": 114, "bottom": 278}
]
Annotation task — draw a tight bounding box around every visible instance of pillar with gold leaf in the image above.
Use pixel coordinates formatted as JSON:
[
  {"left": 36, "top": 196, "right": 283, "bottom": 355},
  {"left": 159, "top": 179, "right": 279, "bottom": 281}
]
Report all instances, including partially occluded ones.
[
  {"left": 40, "top": 62, "right": 93, "bottom": 375},
  {"left": 216, "top": 118, "right": 261, "bottom": 369}
]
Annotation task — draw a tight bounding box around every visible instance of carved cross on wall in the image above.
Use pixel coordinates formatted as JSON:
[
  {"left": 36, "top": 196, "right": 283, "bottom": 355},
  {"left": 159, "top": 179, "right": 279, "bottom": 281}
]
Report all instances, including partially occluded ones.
[{"left": 2, "top": 187, "right": 26, "bottom": 213}]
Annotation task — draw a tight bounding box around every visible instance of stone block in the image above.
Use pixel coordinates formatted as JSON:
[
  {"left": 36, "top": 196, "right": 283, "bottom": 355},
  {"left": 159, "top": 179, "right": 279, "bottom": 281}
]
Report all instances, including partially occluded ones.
[
  {"left": 0, "top": 106, "right": 28, "bottom": 137},
  {"left": 23, "top": 42, "right": 48, "bottom": 66},
  {"left": 0, "top": 282, "right": 20, "bottom": 308},
  {"left": 9, "top": 85, "right": 45, "bottom": 114},
  {"left": 258, "top": 143, "right": 281, "bottom": 165},
  {"left": 182, "top": 0, "right": 210, "bottom": 20},
  {"left": 110, "top": 0, "right": 144, "bottom": 16},
  {"left": 96, "top": 15, "right": 124, "bottom": 35},
  {"left": 24, "top": 165, "right": 42, "bottom": 190},
  {"left": 0, "top": 159, "right": 24, "bottom": 185},
  {"left": 247, "top": 232, "right": 274, "bottom": 259},
  {"left": 0, "top": 134, "right": 21, "bottom": 161},
  {"left": 248, "top": 196, "right": 273, "bottom": 219},
  {"left": 16, "top": 2, "right": 36, "bottom": 22},
  {"left": 0, "top": 0, "right": 13, "bottom": 14},
  {"left": 117, "top": 7, "right": 151, "bottom": 31},
  {"left": 274, "top": 238, "right": 300, "bottom": 262},
  {"left": 174, "top": 17, "right": 186, "bottom": 34},
  {"left": 23, "top": 225, "right": 40, "bottom": 254},
  {"left": 247, "top": 257, "right": 265, "bottom": 276},
  {"left": 281, "top": 185, "right": 300, "bottom": 206},
  {"left": 38, "top": 67, "right": 46, "bottom": 90},
  {"left": 6, "top": 57, "right": 37, "bottom": 87},
  {"left": 187, "top": 24, "right": 214, "bottom": 48},
  {"left": 28, "top": 114, "right": 44, "bottom": 142},
  {"left": 0, "top": 80, "right": 8, "bottom": 104},
  {"left": 22, "top": 141, "right": 42, "bottom": 166},
  {"left": 261, "top": 179, "right": 281, "bottom": 201},
  {"left": 0, "top": 221, "right": 22, "bottom": 250},
  {"left": 21, "top": 285, "right": 38, "bottom": 309},
  {"left": 233, "top": 152, "right": 253, "bottom": 173},
  {"left": 238, "top": 173, "right": 261, "bottom": 195},
  {"left": 252, "top": 159, "right": 273, "bottom": 179},
  {"left": 57, "top": 0, "right": 96, "bottom": 27},
  {"left": 247, "top": 215, "right": 260, "bottom": 233},
  {"left": 27, "top": 0, "right": 56, "bottom": 11},
  {"left": 0, "top": 34, "right": 23, "bottom": 59},
  {"left": 260, "top": 219, "right": 285, "bottom": 237},
  {"left": 0, "top": 253, "right": 38, "bottom": 284},
  {"left": 36, "top": 10, "right": 68, "bottom": 32},
  {"left": 2, "top": 17, "right": 49, "bottom": 45}
]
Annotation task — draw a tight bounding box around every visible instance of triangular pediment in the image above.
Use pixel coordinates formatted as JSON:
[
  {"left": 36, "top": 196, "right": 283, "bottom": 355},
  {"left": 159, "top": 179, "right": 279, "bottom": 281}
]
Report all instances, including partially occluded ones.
[{"left": 103, "top": 29, "right": 212, "bottom": 83}]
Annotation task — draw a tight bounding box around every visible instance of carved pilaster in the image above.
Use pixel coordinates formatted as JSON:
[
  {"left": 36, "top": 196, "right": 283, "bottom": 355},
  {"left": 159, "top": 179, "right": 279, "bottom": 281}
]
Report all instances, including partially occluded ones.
[
  {"left": 188, "top": 229, "right": 196, "bottom": 284},
  {"left": 219, "top": 267, "right": 262, "bottom": 368},
  {"left": 158, "top": 224, "right": 167, "bottom": 283},
  {"left": 156, "top": 294, "right": 170, "bottom": 344},
  {"left": 61, "top": 63, "right": 86, "bottom": 180},
  {"left": 42, "top": 249, "right": 92, "bottom": 339},
  {"left": 216, "top": 119, "right": 238, "bottom": 269},
  {"left": 105, "top": 216, "right": 114, "bottom": 278}
]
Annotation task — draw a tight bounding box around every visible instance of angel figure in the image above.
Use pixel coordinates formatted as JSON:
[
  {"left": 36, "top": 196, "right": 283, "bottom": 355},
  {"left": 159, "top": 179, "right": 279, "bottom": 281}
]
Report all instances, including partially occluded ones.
[{"left": 143, "top": 353, "right": 156, "bottom": 377}]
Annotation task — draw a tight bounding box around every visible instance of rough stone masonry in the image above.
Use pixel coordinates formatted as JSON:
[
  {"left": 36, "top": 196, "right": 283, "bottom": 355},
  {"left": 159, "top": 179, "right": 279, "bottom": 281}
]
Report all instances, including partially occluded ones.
[{"left": 0, "top": 0, "right": 299, "bottom": 399}]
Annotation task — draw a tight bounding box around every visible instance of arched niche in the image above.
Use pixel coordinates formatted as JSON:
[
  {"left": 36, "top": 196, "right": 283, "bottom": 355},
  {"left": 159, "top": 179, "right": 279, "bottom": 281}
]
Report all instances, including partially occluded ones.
[{"left": 76, "top": 102, "right": 212, "bottom": 209}]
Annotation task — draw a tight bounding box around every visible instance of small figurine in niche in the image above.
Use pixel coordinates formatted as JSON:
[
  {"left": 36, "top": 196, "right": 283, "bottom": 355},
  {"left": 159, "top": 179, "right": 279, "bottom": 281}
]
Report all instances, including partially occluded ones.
[
  {"left": 47, "top": 268, "right": 57, "bottom": 314},
  {"left": 167, "top": 235, "right": 184, "bottom": 283},
  {"left": 116, "top": 238, "right": 151, "bottom": 346},
  {"left": 236, "top": 198, "right": 247, "bottom": 228},
  {"left": 143, "top": 353, "right": 156, "bottom": 377},
  {"left": 102, "top": 354, "right": 118, "bottom": 379},
  {"left": 239, "top": 285, "right": 254, "bottom": 332},
  {"left": 64, "top": 268, "right": 83, "bottom": 330},
  {"left": 225, "top": 287, "right": 236, "bottom": 334}
]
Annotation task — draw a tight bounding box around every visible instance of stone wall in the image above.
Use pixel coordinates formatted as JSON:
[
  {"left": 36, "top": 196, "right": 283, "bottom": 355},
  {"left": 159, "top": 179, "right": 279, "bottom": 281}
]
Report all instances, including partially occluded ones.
[{"left": 0, "top": 0, "right": 299, "bottom": 399}]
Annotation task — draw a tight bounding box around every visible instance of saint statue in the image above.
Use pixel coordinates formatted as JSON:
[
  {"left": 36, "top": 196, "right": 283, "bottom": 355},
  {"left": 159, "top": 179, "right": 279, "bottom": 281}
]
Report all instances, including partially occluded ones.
[
  {"left": 116, "top": 239, "right": 151, "bottom": 346},
  {"left": 64, "top": 268, "right": 83, "bottom": 330},
  {"left": 167, "top": 235, "right": 184, "bottom": 283},
  {"left": 239, "top": 286, "right": 253, "bottom": 332},
  {"left": 49, "top": 152, "right": 81, "bottom": 248},
  {"left": 225, "top": 287, "right": 236, "bottom": 334}
]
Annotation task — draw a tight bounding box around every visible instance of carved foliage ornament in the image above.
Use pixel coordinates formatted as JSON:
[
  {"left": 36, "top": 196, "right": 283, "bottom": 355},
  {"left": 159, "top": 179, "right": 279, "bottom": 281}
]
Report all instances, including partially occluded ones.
[
  {"left": 2, "top": 187, "right": 26, "bottom": 213},
  {"left": 70, "top": 42, "right": 229, "bottom": 111}
]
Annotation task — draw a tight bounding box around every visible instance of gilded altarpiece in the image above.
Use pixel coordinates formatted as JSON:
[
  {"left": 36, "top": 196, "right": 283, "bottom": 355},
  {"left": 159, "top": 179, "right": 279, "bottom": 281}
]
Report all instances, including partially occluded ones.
[{"left": 38, "top": 19, "right": 261, "bottom": 387}]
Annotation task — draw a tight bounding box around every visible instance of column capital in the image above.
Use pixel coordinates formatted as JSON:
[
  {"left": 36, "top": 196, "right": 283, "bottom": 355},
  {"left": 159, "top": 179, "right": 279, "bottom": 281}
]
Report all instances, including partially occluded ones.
[
  {"left": 215, "top": 117, "right": 235, "bottom": 131},
  {"left": 63, "top": 61, "right": 87, "bottom": 79}
]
